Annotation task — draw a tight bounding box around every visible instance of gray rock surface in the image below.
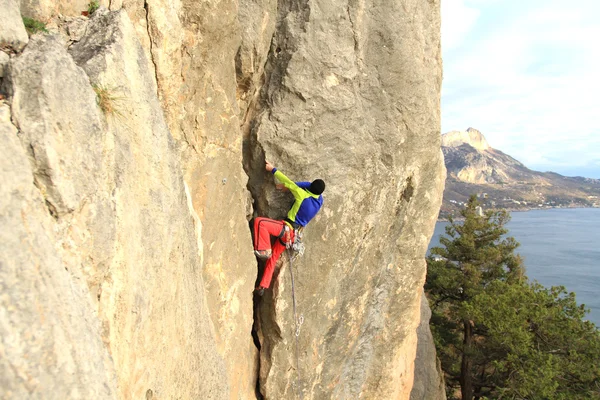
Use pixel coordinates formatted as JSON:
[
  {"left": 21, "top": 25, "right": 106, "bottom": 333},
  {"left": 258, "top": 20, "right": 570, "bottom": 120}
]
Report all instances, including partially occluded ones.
[
  {"left": 63, "top": 16, "right": 89, "bottom": 42},
  {"left": 4, "top": 34, "right": 115, "bottom": 302},
  {"left": 8, "top": 35, "right": 105, "bottom": 218},
  {"left": 244, "top": 0, "right": 445, "bottom": 398},
  {"left": 0, "top": 0, "right": 29, "bottom": 51},
  {"left": 0, "top": 0, "right": 445, "bottom": 398},
  {"left": 0, "top": 103, "right": 117, "bottom": 399},
  {"left": 2, "top": 10, "right": 230, "bottom": 398},
  {"left": 410, "top": 292, "right": 447, "bottom": 400}
]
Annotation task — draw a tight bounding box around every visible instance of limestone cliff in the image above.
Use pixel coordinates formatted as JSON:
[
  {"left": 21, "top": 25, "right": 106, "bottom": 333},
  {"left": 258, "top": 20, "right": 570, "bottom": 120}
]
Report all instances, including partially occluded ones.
[
  {"left": 1, "top": 0, "right": 444, "bottom": 399},
  {"left": 244, "top": 1, "right": 445, "bottom": 397},
  {"left": 410, "top": 293, "right": 446, "bottom": 400},
  {"left": 442, "top": 127, "right": 489, "bottom": 152},
  {"left": 442, "top": 128, "right": 524, "bottom": 185}
]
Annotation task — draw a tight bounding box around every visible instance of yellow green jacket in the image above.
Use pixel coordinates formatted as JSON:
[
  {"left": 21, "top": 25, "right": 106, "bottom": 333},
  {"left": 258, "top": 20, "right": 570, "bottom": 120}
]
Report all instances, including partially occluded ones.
[{"left": 273, "top": 168, "right": 323, "bottom": 227}]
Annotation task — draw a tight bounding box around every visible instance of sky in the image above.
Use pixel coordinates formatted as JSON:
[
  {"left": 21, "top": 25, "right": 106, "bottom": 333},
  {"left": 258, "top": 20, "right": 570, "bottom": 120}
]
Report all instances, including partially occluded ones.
[{"left": 441, "top": 0, "right": 600, "bottom": 178}]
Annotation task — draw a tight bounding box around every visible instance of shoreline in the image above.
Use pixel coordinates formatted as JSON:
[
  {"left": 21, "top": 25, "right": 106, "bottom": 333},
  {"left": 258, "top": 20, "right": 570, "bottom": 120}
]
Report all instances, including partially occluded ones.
[{"left": 437, "top": 205, "right": 600, "bottom": 222}]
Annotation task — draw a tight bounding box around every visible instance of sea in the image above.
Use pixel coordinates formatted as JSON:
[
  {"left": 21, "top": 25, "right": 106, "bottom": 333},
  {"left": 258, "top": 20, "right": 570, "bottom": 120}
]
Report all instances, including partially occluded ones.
[{"left": 428, "top": 208, "right": 600, "bottom": 327}]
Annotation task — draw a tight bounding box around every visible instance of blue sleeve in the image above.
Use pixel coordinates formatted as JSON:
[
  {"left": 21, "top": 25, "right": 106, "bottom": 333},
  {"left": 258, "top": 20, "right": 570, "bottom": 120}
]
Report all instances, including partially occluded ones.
[
  {"left": 296, "top": 181, "right": 311, "bottom": 189},
  {"left": 272, "top": 167, "right": 278, "bottom": 174}
]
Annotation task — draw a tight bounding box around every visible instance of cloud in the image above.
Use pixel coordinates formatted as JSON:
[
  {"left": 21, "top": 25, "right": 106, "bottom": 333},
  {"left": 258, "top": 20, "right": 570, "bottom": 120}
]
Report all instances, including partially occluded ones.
[
  {"left": 441, "top": 0, "right": 480, "bottom": 50},
  {"left": 442, "top": 0, "right": 600, "bottom": 177}
]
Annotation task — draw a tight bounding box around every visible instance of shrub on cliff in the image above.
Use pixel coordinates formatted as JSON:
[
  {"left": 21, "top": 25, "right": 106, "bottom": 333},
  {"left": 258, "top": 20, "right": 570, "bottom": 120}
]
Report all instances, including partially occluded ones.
[
  {"left": 22, "top": 17, "right": 48, "bottom": 36},
  {"left": 426, "top": 195, "right": 600, "bottom": 399}
]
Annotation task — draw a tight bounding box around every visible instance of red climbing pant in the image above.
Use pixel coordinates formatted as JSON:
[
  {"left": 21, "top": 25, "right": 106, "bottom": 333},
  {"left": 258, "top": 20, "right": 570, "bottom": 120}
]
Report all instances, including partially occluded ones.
[{"left": 253, "top": 217, "right": 294, "bottom": 289}]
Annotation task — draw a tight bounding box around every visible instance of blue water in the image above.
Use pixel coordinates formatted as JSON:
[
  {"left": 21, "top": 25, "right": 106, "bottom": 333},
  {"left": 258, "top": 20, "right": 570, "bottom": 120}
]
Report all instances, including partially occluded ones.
[{"left": 428, "top": 208, "right": 600, "bottom": 326}]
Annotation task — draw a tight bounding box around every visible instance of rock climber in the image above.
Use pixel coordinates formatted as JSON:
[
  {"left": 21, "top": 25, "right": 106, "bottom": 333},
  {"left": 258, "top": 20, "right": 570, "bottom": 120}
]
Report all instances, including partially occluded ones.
[{"left": 253, "top": 161, "right": 325, "bottom": 295}]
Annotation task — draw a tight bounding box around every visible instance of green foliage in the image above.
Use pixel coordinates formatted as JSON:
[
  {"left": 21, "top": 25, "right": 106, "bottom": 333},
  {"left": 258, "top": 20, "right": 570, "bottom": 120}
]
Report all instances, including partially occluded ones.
[
  {"left": 467, "top": 281, "right": 600, "bottom": 399},
  {"left": 87, "top": 0, "right": 100, "bottom": 14},
  {"left": 426, "top": 195, "right": 600, "bottom": 399},
  {"left": 22, "top": 17, "right": 48, "bottom": 35}
]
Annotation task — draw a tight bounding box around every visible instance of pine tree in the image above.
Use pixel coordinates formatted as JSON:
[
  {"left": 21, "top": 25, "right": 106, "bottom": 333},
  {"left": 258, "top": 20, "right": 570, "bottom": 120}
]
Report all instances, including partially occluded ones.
[
  {"left": 427, "top": 195, "right": 524, "bottom": 398},
  {"left": 426, "top": 195, "right": 600, "bottom": 399},
  {"left": 467, "top": 281, "right": 600, "bottom": 399}
]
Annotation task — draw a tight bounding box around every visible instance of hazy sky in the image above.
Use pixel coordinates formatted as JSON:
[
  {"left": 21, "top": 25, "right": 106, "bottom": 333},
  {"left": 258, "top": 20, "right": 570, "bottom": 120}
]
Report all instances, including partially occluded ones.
[{"left": 441, "top": 0, "right": 600, "bottom": 178}]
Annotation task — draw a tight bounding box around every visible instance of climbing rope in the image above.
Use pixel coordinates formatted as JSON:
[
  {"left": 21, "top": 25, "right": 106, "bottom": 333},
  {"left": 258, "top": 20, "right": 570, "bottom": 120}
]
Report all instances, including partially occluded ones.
[{"left": 287, "top": 249, "right": 303, "bottom": 400}]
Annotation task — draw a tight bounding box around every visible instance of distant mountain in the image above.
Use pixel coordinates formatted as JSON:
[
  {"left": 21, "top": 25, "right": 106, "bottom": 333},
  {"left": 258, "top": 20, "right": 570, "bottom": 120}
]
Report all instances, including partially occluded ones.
[{"left": 440, "top": 128, "right": 600, "bottom": 218}]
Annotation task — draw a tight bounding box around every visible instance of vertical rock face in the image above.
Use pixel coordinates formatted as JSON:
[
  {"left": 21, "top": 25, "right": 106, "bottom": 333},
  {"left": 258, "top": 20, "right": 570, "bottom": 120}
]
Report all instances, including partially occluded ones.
[
  {"left": 2, "top": 11, "right": 230, "bottom": 399},
  {"left": 0, "top": 0, "right": 444, "bottom": 398},
  {"left": 0, "top": 102, "right": 117, "bottom": 399},
  {"left": 244, "top": 0, "right": 445, "bottom": 398},
  {"left": 410, "top": 293, "right": 447, "bottom": 400},
  {"left": 123, "top": 1, "right": 260, "bottom": 396}
]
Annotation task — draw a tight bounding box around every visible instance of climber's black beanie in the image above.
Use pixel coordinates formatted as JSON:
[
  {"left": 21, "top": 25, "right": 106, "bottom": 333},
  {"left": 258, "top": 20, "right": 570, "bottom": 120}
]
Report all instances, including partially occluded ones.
[{"left": 309, "top": 179, "right": 325, "bottom": 195}]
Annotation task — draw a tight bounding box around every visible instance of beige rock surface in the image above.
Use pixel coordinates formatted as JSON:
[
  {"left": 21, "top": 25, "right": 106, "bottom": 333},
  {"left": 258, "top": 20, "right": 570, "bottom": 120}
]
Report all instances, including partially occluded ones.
[
  {"left": 118, "top": 1, "right": 260, "bottom": 397},
  {"left": 0, "top": 102, "right": 117, "bottom": 398},
  {"left": 71, "top": 10, "right": 231, "bottom": 398},
  {"left": 1, "top": 0, "right": 29, "bottom": 51},
  {"left": 0, "top": 0, "right": 445, "bottom": 398},
  {"left": 19, "top": 0, "right": 110, "bottom": 19},
  {"left": 245, "top": 0, "right": 445, "bottom": 398},
  {"left": 410, "top": 293, "right": 447, "bottom": 400},
  {"left": 2, "top": 11, "right": 230, "bottom": 398}
]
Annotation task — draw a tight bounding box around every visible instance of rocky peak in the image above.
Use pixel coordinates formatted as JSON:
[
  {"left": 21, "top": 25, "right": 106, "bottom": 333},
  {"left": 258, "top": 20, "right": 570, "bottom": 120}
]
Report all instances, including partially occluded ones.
[
  {"left": 440, "top": 128, "right": 600, "bottom": 219},
  {"left": 442, "top": 127, "right": 490, "bottom": 151}
]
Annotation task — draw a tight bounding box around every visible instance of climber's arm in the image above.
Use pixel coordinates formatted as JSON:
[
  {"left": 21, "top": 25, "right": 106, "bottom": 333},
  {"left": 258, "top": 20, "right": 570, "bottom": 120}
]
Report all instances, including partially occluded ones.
[{"left": 265, "top": 161, "right": 306, "bottom": 200}]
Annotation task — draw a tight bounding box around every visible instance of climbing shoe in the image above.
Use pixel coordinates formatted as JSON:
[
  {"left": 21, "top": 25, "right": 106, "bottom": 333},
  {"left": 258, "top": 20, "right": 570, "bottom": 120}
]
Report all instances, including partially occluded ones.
[
  {"left": 254, "top": 249, "right": 272, "bottom": 260},
  {"left": 254, "top": 286, "right": 266, "bottom": 296}
]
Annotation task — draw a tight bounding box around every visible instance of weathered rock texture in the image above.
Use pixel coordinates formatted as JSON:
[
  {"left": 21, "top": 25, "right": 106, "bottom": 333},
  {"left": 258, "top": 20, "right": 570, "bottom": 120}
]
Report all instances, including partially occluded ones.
[
  {"left": 410, "top": 293, "right": 447, "bottom": 400},
  {"left": 0, "top": 101, "right": 117, "bottom": 399},
  {"left": 0, "top": 51, "right": 9, "bottom": 77},
  {"left": 1, "top": 12, "right": 232, "bottom": 399},
  {"left": 1, "top": 0, "right": 29, "bottom": 51},
  {"left": 245, "top": 0, "right": 445, "bottom": 398},
  {"left": 122, "top": 1, "right": 261, "bottom": 396},
  {"left": 0, "top": 0, "right": 444, "bottom": 398},
  {"left": 19, "top": 0, "right": 109, "bottom": 20}
]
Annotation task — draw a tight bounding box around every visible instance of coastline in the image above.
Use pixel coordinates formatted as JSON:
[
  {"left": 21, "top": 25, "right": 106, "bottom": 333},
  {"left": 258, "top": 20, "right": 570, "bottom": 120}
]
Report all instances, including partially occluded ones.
[{"left": 437, "top": 204, "right": 600, "bottom": 222}]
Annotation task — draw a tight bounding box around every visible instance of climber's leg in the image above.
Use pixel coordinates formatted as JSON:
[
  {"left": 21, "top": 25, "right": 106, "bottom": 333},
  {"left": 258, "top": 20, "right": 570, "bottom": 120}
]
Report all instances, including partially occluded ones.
[
  {"left": 259, "top": 229, "right": 294, "bottom": 289},
  {"left": 253, "top": 217, "right": 285, "bottom": 259},
  {"left": 259, "top": 239, "right": 286, "bottom": 289}
]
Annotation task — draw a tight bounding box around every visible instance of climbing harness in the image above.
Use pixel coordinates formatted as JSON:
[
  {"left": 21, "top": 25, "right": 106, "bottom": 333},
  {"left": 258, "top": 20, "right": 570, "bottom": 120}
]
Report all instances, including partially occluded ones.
[{"left": 287, "top": 248, "right": 304, "bottom": 400}]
